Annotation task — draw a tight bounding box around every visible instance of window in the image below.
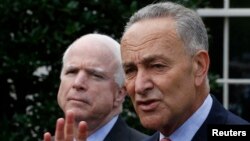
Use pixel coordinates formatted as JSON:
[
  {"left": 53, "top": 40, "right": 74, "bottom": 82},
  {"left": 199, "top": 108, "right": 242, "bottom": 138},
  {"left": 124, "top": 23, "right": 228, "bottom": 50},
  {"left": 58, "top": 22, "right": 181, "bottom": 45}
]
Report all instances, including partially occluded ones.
[{"left": 197, "top": 0, "right": 250, "bottom": 121}]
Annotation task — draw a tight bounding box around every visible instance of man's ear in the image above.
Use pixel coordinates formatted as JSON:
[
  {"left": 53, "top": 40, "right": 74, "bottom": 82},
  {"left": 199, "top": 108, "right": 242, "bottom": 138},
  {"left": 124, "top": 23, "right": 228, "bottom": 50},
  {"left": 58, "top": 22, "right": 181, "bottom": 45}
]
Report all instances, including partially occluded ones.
[
  {"left": 114, "top": 86, "right": 127, "bottom": 107},
  {"left": 193, "top": 50, "right": 210, "bottom": 86}
]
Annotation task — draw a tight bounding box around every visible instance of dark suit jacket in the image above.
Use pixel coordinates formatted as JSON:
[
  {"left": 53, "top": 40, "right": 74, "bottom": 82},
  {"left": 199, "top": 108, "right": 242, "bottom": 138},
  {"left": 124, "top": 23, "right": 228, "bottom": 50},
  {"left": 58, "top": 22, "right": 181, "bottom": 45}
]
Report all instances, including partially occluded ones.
[
  {"left": 51, "top": 115, "right": 148, "bottom": 141},
  {"left": 144, "top": 95, "right": 249, "bottom": 141},
  {"left": 104, "top": 116, "right": 148, "bottom": 141}
]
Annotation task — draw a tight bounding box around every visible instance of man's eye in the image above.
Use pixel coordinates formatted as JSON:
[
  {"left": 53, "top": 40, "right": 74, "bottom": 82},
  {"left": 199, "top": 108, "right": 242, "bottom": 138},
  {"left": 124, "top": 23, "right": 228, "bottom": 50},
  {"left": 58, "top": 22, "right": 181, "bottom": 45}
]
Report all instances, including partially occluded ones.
[
  {"left": 150, "top": 63, "right": 167, "bottom": 71},
  {"left": 124, "top": 67, "right": 137, "bottom": 79},
  {"left": 88, "top": 70, "right": 106, "bottom": 80},
  {"left": 151, "top": 64, "right": 165, "bottom": 68},
  {"left": 93, "top": 73, "right": 104, "bottom": 79},
  {"left": 124, "top": 68, "right": 134, "bottom": 75},
  {"left": 65, "top": 70, "right": 77, "bottom": 75}
]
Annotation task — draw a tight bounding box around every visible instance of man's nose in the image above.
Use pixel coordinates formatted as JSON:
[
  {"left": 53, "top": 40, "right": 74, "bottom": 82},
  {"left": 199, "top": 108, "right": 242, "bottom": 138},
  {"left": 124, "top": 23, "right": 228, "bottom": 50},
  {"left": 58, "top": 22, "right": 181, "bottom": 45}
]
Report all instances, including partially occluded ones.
[
  {"left": 134, "top": 70, "right": 153, "bottom": 95},
  {"left": 72, "top": 72, "right": 88, "bottom": 91}
]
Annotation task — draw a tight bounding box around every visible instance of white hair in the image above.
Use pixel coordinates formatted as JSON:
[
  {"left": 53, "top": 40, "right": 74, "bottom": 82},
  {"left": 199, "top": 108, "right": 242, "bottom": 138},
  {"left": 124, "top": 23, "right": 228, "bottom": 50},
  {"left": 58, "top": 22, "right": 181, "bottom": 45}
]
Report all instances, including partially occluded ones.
[{"left": 62, "top": 33, "right": 125, "bottom": 87}]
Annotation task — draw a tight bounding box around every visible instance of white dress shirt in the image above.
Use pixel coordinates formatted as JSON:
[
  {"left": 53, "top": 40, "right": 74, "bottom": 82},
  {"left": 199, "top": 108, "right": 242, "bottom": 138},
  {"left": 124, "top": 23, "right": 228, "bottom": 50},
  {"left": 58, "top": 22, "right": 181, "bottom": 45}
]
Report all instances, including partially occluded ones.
[
  {"left": 73, "top": 115, "right": 118, "bottom": 141},
  {"left": 159, "top": 94, "right": 213, "bottom": 141},
  {"left": 87, "top": 115, "right": 118, "bottom": 141}
]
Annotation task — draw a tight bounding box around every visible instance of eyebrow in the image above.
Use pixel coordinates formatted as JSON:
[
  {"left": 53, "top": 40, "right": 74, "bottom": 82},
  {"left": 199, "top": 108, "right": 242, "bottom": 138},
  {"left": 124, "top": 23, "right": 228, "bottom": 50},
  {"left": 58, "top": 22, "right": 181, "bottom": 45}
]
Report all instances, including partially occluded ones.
[
  {"left": 142, "top": 56, "right": 158, "bottom": 64},
  {"left": 63, "top": 64, "right": 77, "bottom": 70},
  {"left": 64, "top": 63, "right": 103, "bottom": 70},
  {"left": 123, "top": 62, "right": 135, "bottom": 68},
  {"left": 123, "top": 54, "right": 169, "bottom": 67},
  {"left": 88, "top": 67, "right": 111, "bottom": 80},
  {"left": 86, "top": 67, "right": 106, "bottom": 74},
  {"left": 64, "top": 64, "right": 106, "bottom": 73}
]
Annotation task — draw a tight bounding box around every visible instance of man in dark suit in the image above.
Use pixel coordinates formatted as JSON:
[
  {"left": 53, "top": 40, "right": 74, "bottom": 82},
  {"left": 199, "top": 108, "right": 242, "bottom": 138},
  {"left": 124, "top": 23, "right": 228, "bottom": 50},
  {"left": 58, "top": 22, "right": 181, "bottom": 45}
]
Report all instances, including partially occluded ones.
[
  {"left": 120, "top": 1, "right": 249, "bottom": 141},
  {"left": 43, "top": 33, "right": 148, "bottom": 141},
  {"left": 105, "top": 116, "right": 148, "bottom": 141}
]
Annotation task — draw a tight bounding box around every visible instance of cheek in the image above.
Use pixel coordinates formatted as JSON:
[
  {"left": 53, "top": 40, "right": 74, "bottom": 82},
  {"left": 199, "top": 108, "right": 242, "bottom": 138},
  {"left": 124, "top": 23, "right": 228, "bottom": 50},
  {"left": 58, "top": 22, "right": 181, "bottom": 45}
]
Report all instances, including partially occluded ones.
[
  {"left": 57, "top": 82, "right": 68, "bottom": 109},
  {"left": 57, "top": 87, "right": 64, "bottom": 103},
  {"left": 92, "top": 94, "right": 114, "bottom": 113},
  {"left": 165, "top": 69, "right": 195, "bottom": 103},
  {"left": 125, "top": 79, "right": 135, "bottom": 97},
  {"left": 93, "top": 85, "right": 115, "bottom": 102},
  {"left": 152, "top": 71, "right": 188, "bottom": 102}
]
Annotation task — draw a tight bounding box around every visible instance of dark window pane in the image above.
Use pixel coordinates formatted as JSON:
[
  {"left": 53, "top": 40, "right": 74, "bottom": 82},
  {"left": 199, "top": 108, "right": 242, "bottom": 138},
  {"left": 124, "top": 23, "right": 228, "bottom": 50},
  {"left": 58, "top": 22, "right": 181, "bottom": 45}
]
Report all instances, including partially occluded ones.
[
  {"left": 231, "top": 1, "right": 250, "bottom": 8},
  {"left": 229, "top": 84, "right": 250, "bottom": 121},
  {"left": 229, "top": 18, "right": 250, "bottom": 78}
]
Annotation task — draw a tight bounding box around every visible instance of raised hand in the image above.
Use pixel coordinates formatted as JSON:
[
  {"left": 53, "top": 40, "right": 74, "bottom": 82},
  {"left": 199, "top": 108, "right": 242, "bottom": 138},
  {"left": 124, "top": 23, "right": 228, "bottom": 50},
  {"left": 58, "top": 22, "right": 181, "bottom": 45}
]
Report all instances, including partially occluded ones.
[{"left": 43, "top": 111, "right": 88, "bottom": 141}]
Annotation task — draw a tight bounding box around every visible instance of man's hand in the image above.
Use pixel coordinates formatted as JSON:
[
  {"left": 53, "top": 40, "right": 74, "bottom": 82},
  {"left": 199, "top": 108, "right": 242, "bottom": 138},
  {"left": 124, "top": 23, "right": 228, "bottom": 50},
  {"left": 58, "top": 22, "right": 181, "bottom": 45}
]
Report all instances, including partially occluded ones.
[{"left": 43, "top": 111, "right": 88, "bottom": 141}]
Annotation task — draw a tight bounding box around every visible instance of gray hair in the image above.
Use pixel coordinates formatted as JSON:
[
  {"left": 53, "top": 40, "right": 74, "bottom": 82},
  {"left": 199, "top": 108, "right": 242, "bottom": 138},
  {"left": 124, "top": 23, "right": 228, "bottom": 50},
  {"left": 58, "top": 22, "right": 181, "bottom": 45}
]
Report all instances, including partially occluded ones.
[
  {"left": 124, "top": 2, "right": 208, "bottom": 55},
  {"left": 62, "top": 33, "right": 125, "bottom": 88}
]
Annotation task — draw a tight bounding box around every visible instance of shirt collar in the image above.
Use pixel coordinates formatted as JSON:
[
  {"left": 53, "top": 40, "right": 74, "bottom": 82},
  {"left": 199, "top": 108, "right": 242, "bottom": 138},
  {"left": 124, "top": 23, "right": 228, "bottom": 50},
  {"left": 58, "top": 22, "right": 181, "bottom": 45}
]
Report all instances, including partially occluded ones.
[
  {"left": 160, "top": 94, "right": 212, "bottom": 141},
  {"left": 87, "top": 115, "right": 118, "bottom": 141}
]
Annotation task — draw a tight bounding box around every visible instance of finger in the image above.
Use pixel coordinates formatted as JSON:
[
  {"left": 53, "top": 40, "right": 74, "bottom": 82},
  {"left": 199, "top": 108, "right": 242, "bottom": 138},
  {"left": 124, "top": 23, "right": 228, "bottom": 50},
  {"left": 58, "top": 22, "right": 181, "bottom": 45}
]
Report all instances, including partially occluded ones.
[
  {"left": 43, "top": 132, "right": 52, "bottom": 141},
  {"left": 55, "top": 118, "right": 65, "bottom": 141},
  {"left": 65, "top": 110, "right": 75, "bottom": 141},
  {"left": 77, "top": 121, "right": 88, "bottom": 141}
]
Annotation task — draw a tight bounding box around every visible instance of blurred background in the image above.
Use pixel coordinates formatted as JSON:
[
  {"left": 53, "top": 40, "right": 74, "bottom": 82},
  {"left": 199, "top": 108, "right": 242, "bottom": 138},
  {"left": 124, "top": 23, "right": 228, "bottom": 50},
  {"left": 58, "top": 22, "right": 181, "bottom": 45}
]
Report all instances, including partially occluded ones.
[{"left": 1, "top": 0, "right": 250, "bottom": 140}]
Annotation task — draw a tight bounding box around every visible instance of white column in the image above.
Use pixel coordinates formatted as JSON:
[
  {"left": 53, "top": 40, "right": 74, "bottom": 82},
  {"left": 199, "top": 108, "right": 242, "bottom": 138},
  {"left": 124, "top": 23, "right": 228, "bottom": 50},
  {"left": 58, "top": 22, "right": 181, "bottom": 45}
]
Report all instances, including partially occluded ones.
[{"left": 223, "top": 0, "right": 229, "bottom": 109}]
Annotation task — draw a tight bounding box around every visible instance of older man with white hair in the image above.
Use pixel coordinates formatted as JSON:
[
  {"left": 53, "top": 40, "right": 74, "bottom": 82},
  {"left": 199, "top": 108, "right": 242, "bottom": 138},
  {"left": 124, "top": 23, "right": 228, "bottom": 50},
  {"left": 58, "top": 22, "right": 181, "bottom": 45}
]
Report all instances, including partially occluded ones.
[{"left": 43, "top": 33, "right": 148, "bottom": 141}]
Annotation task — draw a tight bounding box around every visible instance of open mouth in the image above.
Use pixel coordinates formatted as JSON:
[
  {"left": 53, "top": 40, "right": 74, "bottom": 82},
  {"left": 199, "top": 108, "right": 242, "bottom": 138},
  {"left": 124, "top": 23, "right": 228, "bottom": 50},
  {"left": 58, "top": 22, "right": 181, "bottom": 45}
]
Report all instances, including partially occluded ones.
[{"left": 137, "top": 100, "right": 159, "bottom": 111}]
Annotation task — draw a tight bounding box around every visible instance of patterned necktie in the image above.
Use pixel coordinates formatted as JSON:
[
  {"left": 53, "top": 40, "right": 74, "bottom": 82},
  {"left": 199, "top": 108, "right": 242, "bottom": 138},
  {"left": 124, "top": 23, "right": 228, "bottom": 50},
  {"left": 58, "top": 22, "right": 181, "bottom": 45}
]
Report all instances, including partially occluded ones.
[{"left": 160, "top": 137, "right": 171, "bottom": 141}]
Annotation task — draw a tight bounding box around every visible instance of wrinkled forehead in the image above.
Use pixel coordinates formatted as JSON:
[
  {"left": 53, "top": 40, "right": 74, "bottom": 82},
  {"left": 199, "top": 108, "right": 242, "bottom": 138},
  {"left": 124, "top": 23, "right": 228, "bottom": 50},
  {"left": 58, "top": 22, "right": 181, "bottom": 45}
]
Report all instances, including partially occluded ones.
[
  {"left": 121, "top": 17, "right": 176, "bottom": 45},
  {"left": 66, "top": 37, "right": 117, "bottom": 60},
  {"left": 121, "top": 18, "right": 179, "bottom": 50}
]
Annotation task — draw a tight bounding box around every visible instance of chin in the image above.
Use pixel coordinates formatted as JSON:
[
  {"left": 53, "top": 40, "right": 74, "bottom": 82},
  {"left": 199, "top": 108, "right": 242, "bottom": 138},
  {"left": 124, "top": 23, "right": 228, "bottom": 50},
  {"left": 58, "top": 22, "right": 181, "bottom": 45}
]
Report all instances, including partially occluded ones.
[
  {"left": 139, "top": 114, "right": 163, "bottom": 130},
  {"left": 65, "top": 108, "right": 86, "bottom": 117}
]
